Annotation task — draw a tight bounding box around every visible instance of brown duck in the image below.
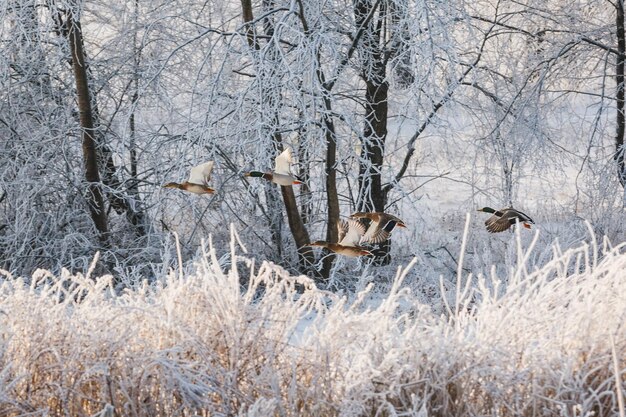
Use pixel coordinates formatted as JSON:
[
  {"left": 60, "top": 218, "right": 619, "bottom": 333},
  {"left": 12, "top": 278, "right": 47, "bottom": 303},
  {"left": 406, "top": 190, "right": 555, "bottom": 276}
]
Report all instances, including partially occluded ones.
[
  {"left": 308, "top": 219, "right": 372, "bottom": 257},
  {"left": 477, "top": 207, "right": 534, "bottom": 233},
  {"left": 350, "top": 212, "right": 407, "bottom": 244}
]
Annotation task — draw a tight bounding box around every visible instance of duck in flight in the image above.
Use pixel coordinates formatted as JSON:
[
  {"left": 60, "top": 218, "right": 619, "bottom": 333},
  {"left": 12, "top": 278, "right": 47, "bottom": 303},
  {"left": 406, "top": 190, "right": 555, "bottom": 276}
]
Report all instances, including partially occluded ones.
[
  {"left": 477, "top": 207, "right": 534, "bottom": 233},
  {"left": 244, "top": 148, "right": 303, "bottom": 186},
  {"left": 308, "top": 219, "right": 372, "bottom": 257},
  {"left": 163, "top": 161, "right": 215, "bottom": 195},
  {"left": 350, "top": 212, "right": 406, "bottom": 244}
]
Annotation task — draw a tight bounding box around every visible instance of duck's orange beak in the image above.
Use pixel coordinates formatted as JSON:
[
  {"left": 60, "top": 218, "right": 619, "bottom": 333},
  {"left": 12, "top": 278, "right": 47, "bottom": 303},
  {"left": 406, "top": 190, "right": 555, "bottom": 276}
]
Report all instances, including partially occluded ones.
[
  {"left": 292, "top": 180, "right": 304, "bottom": 185},
  {"left": 523, "top": 223, "right": 531, "bottom": 229}
]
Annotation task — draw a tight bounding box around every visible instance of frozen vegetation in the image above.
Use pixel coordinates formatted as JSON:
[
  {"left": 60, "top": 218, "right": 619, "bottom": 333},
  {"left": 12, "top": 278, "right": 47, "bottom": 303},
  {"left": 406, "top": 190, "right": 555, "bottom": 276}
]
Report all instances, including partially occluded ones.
[
  {"left": 2, "top": 0, "right": 626, "bottom": 414},
  {"left": 0, "top": 228, "right": 624, "bottom": 416}
]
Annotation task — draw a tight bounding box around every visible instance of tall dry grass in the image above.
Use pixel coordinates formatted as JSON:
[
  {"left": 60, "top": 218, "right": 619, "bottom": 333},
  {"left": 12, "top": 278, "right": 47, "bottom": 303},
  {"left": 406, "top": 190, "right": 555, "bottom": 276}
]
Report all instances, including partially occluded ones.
[{"left": 0, "top": 232, "right": 624, "bottom": 416}]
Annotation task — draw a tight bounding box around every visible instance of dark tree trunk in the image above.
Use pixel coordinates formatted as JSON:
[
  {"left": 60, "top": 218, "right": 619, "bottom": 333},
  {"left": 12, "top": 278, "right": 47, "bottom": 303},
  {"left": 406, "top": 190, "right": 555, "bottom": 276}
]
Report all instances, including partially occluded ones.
[
  {"left": 240, "top": 0, "right": 259, "bottom": 50},
  {"left": 354, "top": 0, "right": 391, "bottom": 264},
  {"left": 67, "top": 15, "right": 109, "bottom": 244},
  {"left": 265, "top": 184, "right": 284, "bottom": 261},
  {"left": 358, "top": 80, "right": 388, "bottom": 214},
  {"left": 280, "top": 185, "right": 314, "bottom": 270},
  {"left": 320, "top": 92, "right": 340, "bottom": 278},
  {"left": 616, "top": 0, "right": 626, "bottom": 187},
  {"left": 264, "top": 0, "right": 314, "bottom": 271}
]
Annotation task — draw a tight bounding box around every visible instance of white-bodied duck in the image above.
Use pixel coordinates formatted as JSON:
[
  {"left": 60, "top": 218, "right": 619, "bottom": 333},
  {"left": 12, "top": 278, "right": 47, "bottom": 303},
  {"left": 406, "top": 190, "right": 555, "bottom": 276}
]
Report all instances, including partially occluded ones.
[
  {"left": 163, "top": 161, "right": 215, "bottom": 195},
  {"left": 244, "top": 148, "right": 303, "bottom": 186}
]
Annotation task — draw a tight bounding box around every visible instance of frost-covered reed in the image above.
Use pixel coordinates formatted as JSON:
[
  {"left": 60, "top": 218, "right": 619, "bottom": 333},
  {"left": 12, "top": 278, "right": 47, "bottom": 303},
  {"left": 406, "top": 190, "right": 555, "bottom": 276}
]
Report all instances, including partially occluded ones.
[{"left": 0, "top": 236, "right": 624, "bottom": 416}]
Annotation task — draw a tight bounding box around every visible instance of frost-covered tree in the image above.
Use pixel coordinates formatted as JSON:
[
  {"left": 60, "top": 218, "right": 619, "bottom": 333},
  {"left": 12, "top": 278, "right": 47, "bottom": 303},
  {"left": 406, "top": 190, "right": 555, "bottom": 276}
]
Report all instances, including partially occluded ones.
[
  {"left": 0, "top": 0, "right": 203, "bottom": 273},
  {"left": 0, "top": 0, "right": 110, "bottom": 272},
  {"left": 2, "top": 0, "right": 625, "bottom": 280}
]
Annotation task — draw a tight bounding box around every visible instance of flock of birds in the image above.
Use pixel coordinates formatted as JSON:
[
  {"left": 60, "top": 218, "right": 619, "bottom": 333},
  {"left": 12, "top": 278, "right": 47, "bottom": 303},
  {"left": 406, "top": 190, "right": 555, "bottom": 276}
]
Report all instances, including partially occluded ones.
[{"left": 163, "top": 148, "right": 536, "bottom": 258}]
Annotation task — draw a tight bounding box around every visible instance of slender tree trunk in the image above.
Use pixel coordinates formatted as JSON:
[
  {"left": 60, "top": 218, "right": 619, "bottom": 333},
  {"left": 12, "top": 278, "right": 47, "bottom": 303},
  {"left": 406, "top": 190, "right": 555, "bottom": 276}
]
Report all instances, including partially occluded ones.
[
  {"left": 503, "top": 166, "right": 514, "bottom": 207},
  {"left": 87, "top": 63, "right": 147, "bottom": 236},
  {"left": 281, "top": 185, "right": 314, "bottom": 269},
  {"left": 238, "top": 0, "right": 283, "bottom": 260},
  {"left": 124, "top": 0, "right": 148, "bottom": 235},
  {"left": 320, "top": 92, "right": 340, "bottom": 278},
  {"left": 58, "top": 6, "right": 146, "bottom": 239},
  {"left": 296, "top": 102, "right": 313, "bottom": 225},
  {"left": 297, "top": 133, "right": 313, "bottom": 225},
  {"left": 264, "top": 1, "right": 314, "bottom": 271},
  {"left": 616, "top": 0, "right": 626, "bottom": 187},
  {"left": 67, "top": 14, "right": 109, "bottom": 244},
  {"left": 296, "top": 0, "right": 340, "bottom": 280},
  {"left": 240, "top": 0, "right": 314, "bottom": 271}
]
